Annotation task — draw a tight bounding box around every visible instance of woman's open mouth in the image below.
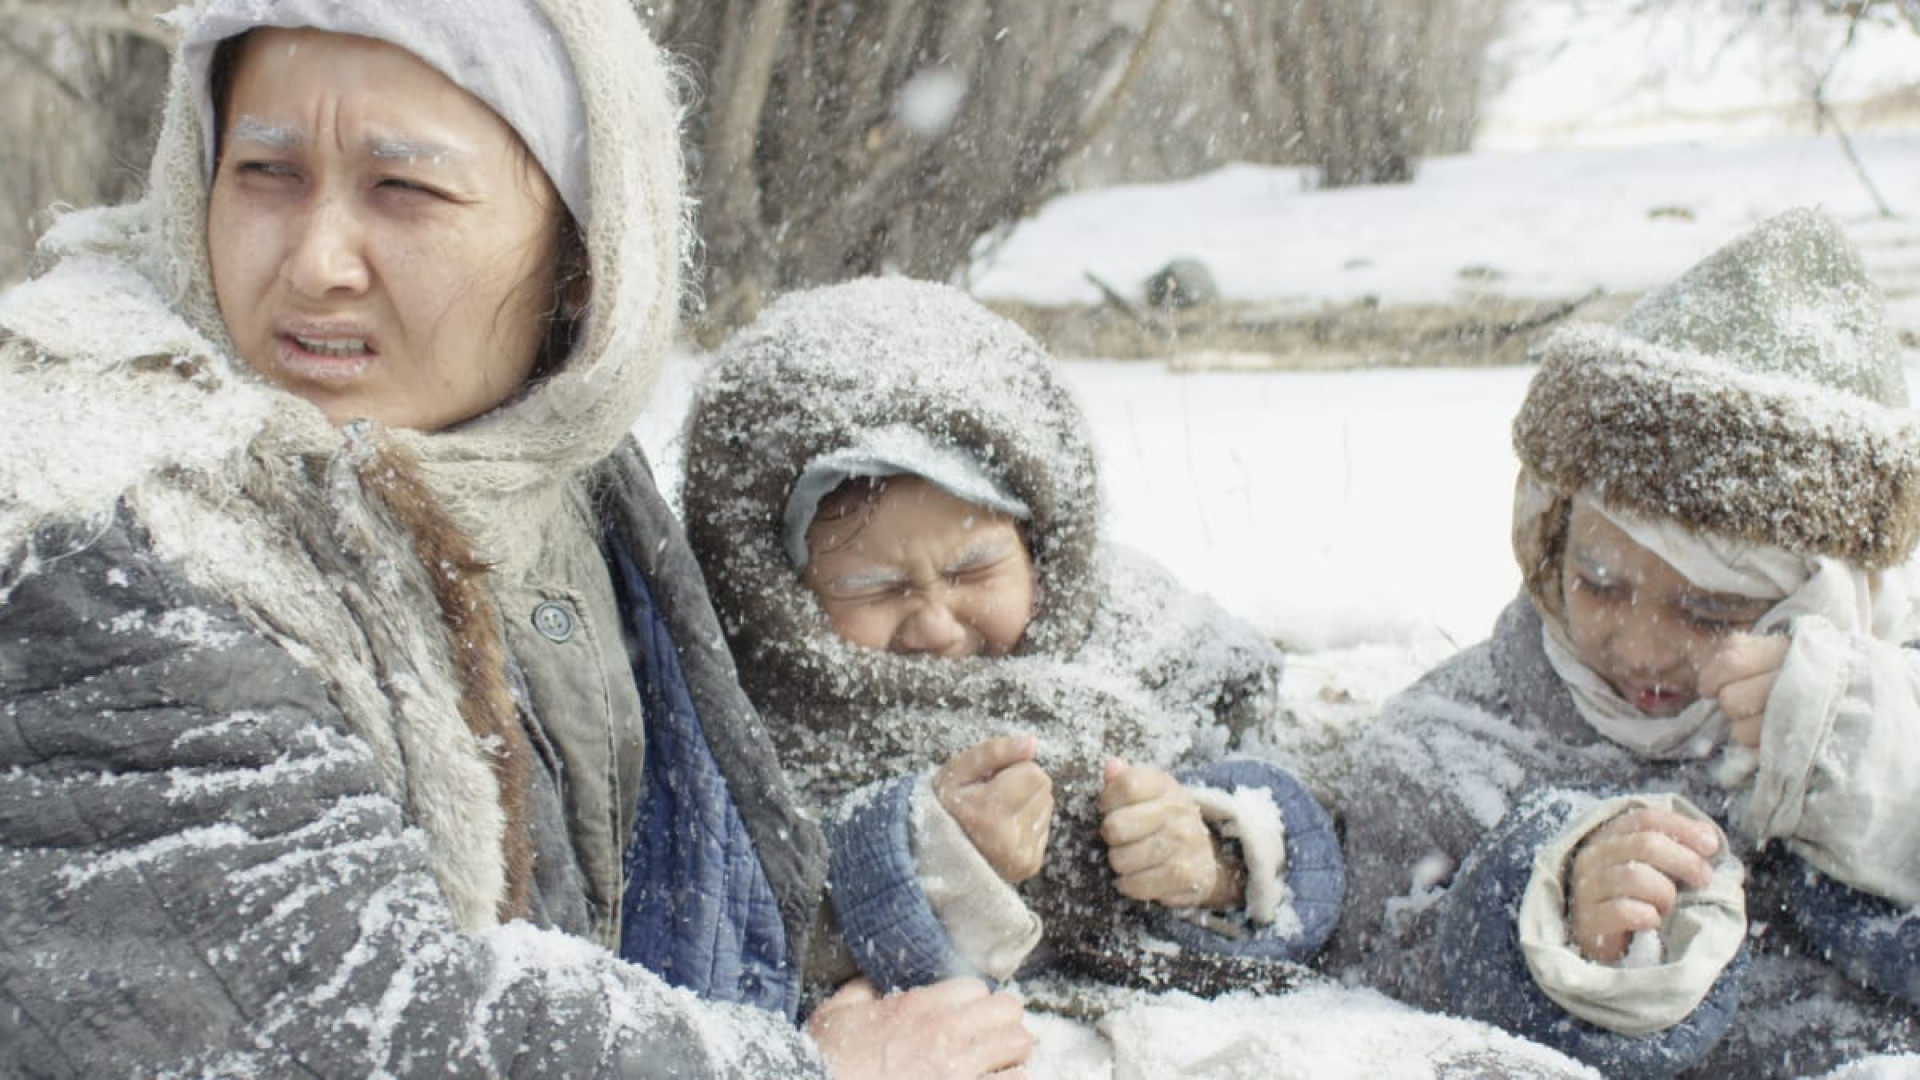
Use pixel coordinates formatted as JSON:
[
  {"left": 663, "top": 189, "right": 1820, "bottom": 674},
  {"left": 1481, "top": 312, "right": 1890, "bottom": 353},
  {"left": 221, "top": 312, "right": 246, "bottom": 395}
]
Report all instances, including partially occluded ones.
[{"left": 276, "top": 332, "right": 376, "bottom": 383}]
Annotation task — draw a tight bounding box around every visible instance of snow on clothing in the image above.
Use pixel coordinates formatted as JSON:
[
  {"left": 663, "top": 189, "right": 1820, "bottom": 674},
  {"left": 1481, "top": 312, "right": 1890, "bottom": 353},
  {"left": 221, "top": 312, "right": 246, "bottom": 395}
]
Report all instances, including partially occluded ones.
[
  {"left": 1021, "top": 981, "right": 1608, "bottom": 1080},
  {"left": 680, "top": 277, "right": 1344, "bottom": 998},
  {"left": 0, "top": 0, "right": 830, "bottom": 1075},
  {"left": 1335, "top": 599, "right": 1918, "bottom": 1077},
  {"left": 1331, "top": 209, "right": 1920, "bottom": 1078}
]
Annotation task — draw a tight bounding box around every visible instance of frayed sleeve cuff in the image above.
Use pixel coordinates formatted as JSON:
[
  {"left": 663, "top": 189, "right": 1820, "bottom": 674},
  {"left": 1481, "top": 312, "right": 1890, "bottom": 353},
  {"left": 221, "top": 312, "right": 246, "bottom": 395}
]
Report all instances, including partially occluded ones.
[
  {"left": 908, "top": 777, "right": 1042, "bottom": 982},
  {"left": 1517, "top": 793, "right": 1746, "bottom": 1036}
]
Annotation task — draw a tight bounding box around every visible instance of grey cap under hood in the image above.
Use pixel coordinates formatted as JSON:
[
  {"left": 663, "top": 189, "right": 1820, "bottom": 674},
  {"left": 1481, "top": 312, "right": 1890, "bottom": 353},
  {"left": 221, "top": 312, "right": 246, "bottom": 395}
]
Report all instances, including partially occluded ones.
[{"left": 681, "top": 276, "right": 1105, "bottom": 715}]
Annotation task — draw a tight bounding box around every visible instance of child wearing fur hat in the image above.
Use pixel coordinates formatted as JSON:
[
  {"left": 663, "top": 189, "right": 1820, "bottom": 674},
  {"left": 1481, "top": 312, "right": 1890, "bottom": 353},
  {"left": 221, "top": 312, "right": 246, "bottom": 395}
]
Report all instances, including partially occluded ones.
[
  {"left": 1329, "top": 208, "right": 1920, "bottom": 1077},
  {"left": 680, "top": 277, "right": 1347, "bottom": 1010}
]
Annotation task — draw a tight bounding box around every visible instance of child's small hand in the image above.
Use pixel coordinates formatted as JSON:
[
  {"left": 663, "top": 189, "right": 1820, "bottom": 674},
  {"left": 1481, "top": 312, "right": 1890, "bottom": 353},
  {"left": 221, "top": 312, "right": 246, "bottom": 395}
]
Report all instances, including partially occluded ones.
[
  {"left": 932, "top": 735, "right": 1052, "bottom": 883},
  {"left": 1098, "top": 759, "right": 1238, "bottom": 910},
  {"left": 1699, "top": 632, "right": 1789, "bottom": 749},
  {"left": 1567, "top": 807, "right": 1722, "bottom": 964}
]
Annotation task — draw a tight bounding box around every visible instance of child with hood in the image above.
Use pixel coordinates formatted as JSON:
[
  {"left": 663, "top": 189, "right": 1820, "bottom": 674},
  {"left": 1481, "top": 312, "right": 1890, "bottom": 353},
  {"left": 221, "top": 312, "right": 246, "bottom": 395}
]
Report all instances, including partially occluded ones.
[
  {"left": 1330, "top": 208, "right": 1920, "bottom": 1078},
  {"left": 681, "top": 277, "right": 1346, "bottom": 1006},
  {"left": 684, "top": 279, "right": 1624, "bottom": 1078}
]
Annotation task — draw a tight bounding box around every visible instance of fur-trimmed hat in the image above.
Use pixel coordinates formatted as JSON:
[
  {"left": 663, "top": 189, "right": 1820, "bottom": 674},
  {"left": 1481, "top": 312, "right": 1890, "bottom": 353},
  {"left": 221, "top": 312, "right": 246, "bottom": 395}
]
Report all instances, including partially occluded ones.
[{"left": 1513, "top": 208, "right": 1920, "bottom": 575}]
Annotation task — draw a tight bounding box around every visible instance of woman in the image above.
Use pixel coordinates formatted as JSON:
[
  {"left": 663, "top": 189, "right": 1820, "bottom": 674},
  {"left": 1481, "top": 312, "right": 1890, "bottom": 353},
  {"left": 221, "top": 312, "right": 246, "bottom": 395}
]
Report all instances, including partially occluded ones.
[
  {"left": 0, "top": 3, "right": 1028, "bottom": 1076},
  {"left": 1331, "top": 208, "right": 1920, "bottom": 1077}
]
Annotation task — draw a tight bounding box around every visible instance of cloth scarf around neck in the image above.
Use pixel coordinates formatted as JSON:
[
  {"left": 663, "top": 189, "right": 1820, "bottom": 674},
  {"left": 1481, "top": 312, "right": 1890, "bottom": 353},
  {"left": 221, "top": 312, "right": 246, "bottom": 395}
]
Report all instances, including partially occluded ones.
[{"left": 1536, "top": 490, "right": 1912, "bottom": 760}]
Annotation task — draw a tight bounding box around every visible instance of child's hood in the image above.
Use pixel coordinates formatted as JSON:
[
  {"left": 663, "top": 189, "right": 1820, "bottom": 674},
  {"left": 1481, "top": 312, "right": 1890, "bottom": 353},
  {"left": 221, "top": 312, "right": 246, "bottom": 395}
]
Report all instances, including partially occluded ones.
[{"left": 680, "top": 277, "right": 1106, "bottom": 712}]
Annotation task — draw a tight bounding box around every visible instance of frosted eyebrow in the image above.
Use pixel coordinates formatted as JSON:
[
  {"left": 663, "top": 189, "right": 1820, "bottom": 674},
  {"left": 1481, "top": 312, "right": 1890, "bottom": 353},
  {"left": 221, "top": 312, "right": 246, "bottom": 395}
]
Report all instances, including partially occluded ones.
[
  {"left": 946, "top": 537, "right": 1017, "bottom": 574},
  {"left": 227, "top": 116, "right": 301, "bottom": 151},
  {"left": 223, "top": 118, "right": 467, "bottom": 167},
  {"left": 1569, "top": 548, "right": 1617, "bottom": 583},
  {"left": 368, "top": 136, "right": 467, "bottom": 165},
  {"left": 822, "top": 567, "right": 910, "bottom": 593}
]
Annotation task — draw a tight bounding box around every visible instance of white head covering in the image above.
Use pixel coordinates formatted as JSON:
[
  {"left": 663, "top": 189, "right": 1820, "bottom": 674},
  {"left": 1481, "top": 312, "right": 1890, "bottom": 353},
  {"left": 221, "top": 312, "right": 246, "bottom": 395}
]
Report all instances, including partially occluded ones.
[
  {"left": 1529, "top": 483, "right": 1915, "bottom": 759},
  {"left": 783, "top": 426, "right": 1031, "bottom": 570},
  {"left": 180, "top": 0, "right": 590, "bottom": 227}
]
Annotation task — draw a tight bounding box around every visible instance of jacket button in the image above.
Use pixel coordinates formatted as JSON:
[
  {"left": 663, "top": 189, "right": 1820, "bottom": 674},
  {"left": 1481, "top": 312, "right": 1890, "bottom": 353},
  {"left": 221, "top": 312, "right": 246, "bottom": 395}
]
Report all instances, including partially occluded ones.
[{"left": 532, "top": 601, "right": 575, "bottom": 643}]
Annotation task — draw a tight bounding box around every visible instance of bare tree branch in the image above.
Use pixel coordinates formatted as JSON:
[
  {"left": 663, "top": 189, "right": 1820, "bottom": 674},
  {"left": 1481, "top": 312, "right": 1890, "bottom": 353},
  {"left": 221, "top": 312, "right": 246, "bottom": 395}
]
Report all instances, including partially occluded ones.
[
  {"left": 0, "top": 29, "right": 90, "bottom": 104},
  {"left": 0, "top": 0, "right": 173, "bottom": 43},
  {"left": 1057, "top": 0, "right": 1173, "bottom": 166},
  {"left": 659, "top": 0, "right": 1169, "bottom": 337},
  {"left": 1812, "top": 5, "right": 1899, "bottom": 216},
  {"left": 694, "top": 0, "right": 790, "bottom": 326}
]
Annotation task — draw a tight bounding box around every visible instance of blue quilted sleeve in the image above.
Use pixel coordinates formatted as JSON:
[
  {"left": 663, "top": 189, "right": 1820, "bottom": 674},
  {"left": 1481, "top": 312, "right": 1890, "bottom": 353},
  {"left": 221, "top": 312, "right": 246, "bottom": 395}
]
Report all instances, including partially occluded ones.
[
  {"left": 821, "top": 775, "right": 970, "bottom": 992},
  {"left": 1148, "top": 756, "right": 1345, "bottom": 963},
  {"left": 1782, "top": 856, "right": 1920, "bottom": 1006},
  {"left": 1438, "top": 790, "right": 1746, "bottom": 1079}
]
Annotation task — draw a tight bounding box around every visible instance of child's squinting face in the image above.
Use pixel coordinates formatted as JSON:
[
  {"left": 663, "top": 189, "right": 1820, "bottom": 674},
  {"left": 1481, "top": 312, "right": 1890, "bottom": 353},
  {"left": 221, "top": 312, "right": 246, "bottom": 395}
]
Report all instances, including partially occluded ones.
[
  {"left": 803, "top": 476, "right": 1037, "bottom": 658},
  {"left": 1559, "top": 500, "right": 1772, "bottom": 716}
]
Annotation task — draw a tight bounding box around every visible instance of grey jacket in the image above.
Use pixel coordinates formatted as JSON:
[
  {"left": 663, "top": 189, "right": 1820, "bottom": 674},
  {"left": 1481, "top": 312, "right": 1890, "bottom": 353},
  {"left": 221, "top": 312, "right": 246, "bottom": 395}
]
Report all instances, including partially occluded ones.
[{"left": 0, "top": 450, "right": 828, "bottom": 1076}]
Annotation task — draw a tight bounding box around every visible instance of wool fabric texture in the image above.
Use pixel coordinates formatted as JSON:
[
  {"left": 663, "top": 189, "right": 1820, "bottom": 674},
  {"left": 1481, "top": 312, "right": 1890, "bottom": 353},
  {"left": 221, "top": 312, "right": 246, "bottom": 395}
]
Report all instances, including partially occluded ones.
[{"left": 1512, "top": 207, "right": 1920, "bottom": 573}]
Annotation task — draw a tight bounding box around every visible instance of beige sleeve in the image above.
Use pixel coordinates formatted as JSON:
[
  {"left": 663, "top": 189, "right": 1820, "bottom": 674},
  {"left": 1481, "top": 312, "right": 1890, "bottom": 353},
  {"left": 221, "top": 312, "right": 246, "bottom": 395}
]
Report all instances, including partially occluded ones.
[
  {"left": 1188, "top": 783, "right": 1291, "bottom": 926},
  {"left": 1517, "top": 793, "right": 1746, "bottom": 1036},
  {"left": 1744, "top": 617, "right": 1920, "bottom": 906},
  {"left": 908, "top": 778, "right": 1043, "bottom": 982}
]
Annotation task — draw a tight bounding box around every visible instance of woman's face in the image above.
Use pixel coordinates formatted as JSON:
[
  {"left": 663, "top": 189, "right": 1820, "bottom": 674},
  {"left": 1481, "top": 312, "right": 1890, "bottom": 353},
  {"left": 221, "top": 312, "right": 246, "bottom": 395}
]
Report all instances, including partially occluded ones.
[
  {"left": 803, "top": 476, "right": 1038, "bottom": 658},
  {"left": 1559, "top": 500, "right": 1771, "bottom": 716},
  {"left": 206, "top": 28, "right": 562, "bottom": 431}
]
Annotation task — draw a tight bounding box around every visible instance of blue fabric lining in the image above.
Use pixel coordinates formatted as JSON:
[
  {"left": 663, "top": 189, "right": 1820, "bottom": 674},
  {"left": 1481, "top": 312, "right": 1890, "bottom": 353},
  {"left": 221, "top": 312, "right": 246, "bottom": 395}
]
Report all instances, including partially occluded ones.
[
  {"left": 822, "top": 775, "right": 968, "bottom": 992},
  {"left": 1783, "top": 857, "right": 1920, "bottom": 1007},
  {"left": 611, "top": 541, "right": 797, "bottom": 1016}
]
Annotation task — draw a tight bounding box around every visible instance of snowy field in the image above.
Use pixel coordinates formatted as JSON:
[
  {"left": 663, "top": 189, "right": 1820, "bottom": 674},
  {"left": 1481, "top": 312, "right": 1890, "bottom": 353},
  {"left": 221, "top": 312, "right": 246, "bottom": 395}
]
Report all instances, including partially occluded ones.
[{"left": 644, "top": 2, "right": 1920, "bottom": 757}]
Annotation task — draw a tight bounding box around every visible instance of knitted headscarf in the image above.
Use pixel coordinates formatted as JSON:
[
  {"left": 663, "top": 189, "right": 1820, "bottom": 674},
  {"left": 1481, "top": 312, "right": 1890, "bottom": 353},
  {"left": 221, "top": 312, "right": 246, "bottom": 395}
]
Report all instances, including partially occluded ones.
[{"left": 681, "top": 277, "right": 1106, "bottom": 716}]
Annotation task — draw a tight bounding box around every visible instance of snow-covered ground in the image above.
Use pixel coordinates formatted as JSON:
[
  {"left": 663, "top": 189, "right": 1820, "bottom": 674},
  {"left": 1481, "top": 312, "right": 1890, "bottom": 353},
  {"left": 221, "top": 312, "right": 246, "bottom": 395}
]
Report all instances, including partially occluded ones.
[
  {"left": 1478, "top": 0, "right": 1920, "bottom": 150},
  {"left": 963, "top": 137, "right": 1920, "bottom": 321},
  {"left": 646, "top": 5, "right": 1920, "bottom": 746}
]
